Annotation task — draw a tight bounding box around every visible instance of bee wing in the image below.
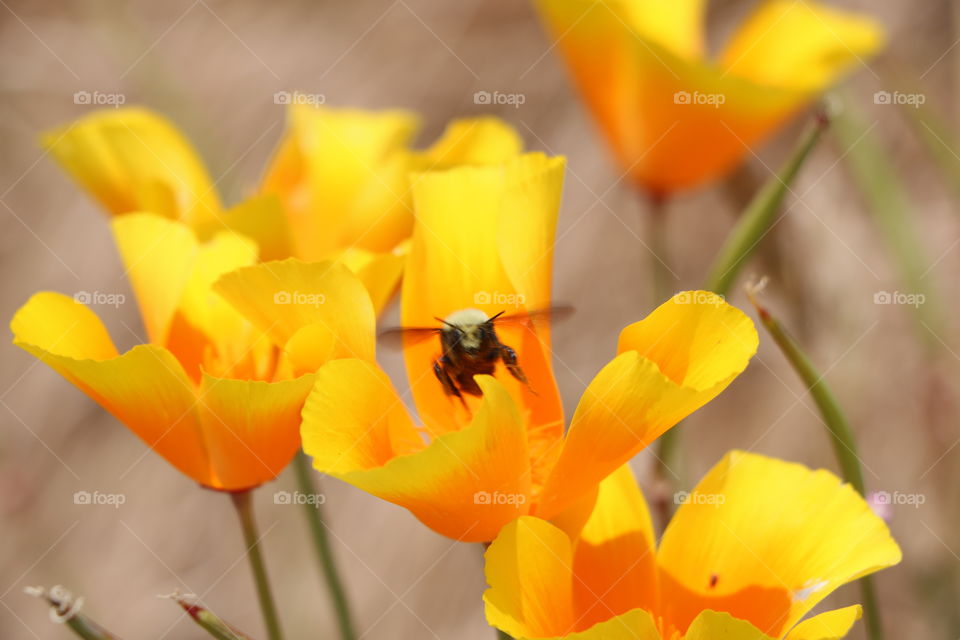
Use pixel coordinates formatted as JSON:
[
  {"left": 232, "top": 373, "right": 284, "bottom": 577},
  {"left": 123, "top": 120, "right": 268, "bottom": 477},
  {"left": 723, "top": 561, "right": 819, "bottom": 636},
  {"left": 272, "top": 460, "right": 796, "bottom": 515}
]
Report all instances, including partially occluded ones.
[
  {"left": 378, "top": 327, "right": 440, "bottom": 349},
  {"left": 494, "top": 304, "right": 574, "bottom": 329}
]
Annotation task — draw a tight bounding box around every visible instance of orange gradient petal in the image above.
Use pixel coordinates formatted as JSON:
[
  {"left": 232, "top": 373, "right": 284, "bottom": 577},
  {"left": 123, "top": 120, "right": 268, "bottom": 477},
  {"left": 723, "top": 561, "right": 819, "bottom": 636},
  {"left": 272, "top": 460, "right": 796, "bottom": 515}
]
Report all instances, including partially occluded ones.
[
  {"left": 401, "top": 154, "right": 565, "bottom": 461},
  {"left": 198, "top": 372, "right": 315, "bottom": 490},
  {"left": 302, "top": 361, "right": 531, "bottom": 542},
  {"left": 537, "top": 292, "right": 756, "bottom": 518},
  {"left": 10, "top": 292, "right": 212, "bottom": 485}
]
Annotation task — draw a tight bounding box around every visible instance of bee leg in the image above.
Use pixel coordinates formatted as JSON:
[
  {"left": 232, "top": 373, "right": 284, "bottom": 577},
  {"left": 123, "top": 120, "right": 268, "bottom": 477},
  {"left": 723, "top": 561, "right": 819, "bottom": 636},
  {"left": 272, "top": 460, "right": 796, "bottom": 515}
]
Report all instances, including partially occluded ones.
[
  {"left": 500, "top": 345, "right": 537, "bottom": 395},
  {"left": 434, "top": 359, "right": 468, "bottom": 410}
]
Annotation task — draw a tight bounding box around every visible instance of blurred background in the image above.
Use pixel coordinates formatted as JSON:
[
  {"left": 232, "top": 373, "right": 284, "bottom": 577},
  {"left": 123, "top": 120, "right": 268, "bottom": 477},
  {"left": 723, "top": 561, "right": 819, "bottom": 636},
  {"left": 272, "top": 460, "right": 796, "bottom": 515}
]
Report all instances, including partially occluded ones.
[{"left": 1, "top": 0, "right": 958, "bottom": 638}]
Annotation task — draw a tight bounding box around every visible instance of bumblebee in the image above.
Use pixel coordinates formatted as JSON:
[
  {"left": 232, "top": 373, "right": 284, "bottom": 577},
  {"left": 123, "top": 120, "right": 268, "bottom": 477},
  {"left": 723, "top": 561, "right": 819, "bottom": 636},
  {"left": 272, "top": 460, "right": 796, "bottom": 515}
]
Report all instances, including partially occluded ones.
[{"left": 381, "top": 306, "right": 569, "bottom": 406}]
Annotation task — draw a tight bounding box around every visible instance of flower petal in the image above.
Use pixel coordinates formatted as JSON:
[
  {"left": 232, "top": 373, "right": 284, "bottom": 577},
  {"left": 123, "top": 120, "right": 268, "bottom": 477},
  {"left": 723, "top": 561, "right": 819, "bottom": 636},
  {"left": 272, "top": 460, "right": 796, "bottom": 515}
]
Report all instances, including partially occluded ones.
[
  {"left": 570, "top": 464, "right": 658, "bottom": 630},
  {"left": 197, "top": 194, "right": 294, "bottom": 261},
  {"left": 10, "top": 292, "right": 211, "bottom": 484},
  {"left": 302, "top": 361, "right": 531, "bottom": 542},
  {"left": 42, "top": 108, "right": 222, "bottom": 227},
  {"left": 557, "top": 609, "right": 661, "bottom": 640},
  {"left": 684, "top": 610, "right": 774, "bottom": 640},
  {"left": 483, "top": 516, "right": 577, "bottom": 638},
  {"left": 111, "top": 212, "right": 200, "bottom": 346},
  {"left": 336, "top": 247, "right": 405, "bottom": 317},
  {"left": 620, "top": 0, "right": 707, "bottom": 59},
  {"left": 533, "top": 0, "right": 881, "bottom": 192},
  {"left": 401, "top": 154, "right": 565, "bottom": 449},
  {"left": 198, "top": 372, "right": 315, "bottom": 490},
  {"left": 214, "top": 259, "right": 376, "bottom": 373},
  {"left": 536, "top": 292, "right": 756, "bottom": 518},
  {"left": 178, "top": 231, "right": 258, "bottom": 357},
  {"left": 721, "top": 1, "right": 885, "bottom": 92},
  {"left": 261, "top": 104, "right": 420, "bottom": 258},
  {"left": 420, "top": 117, "right": 523, "bottom": 167},
  {"left": 657, "top": 452, "right": 901, "bottom": 637},
  {"left": 784, "top": 606, "right": 861, "bottom": 640}
]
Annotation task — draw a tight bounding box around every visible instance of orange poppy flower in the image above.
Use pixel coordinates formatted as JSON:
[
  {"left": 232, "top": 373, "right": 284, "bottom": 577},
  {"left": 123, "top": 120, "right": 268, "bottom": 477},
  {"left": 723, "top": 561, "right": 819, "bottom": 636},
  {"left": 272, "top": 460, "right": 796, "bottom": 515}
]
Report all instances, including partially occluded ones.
[
  {"left": 42, "top": 106, "right": 523, "bottom": 314},
  {"left": 483, "top": 451, "right": 902, "bottom": 639},
  {"left": 299, "top": 153, "right": 759, "bottom": 542},
  {"left": 533, "top": 0, "right": 885, "bottom": 194},
  {"left": 10, "top": 213, "right": 374, "bottom": 490}
]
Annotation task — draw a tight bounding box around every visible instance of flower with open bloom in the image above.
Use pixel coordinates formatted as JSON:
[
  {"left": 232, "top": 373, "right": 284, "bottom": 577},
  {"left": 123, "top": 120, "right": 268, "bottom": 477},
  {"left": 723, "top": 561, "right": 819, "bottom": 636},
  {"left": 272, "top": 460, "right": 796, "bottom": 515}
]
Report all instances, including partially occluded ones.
[
  {"left": 42, "top": 105, "right": 523, "bottom": 313},
  {"left": 483, "top": 451, "right": 902, "bottom": 639},
  {"left": 533, "top": 0, "right": 885, "bottom": 194},
  {"left": 10, "top": 212, "right": 374, "bottom": 490},
  {"left": 293, "top": 152, "right": 759, "bottom": 542}
]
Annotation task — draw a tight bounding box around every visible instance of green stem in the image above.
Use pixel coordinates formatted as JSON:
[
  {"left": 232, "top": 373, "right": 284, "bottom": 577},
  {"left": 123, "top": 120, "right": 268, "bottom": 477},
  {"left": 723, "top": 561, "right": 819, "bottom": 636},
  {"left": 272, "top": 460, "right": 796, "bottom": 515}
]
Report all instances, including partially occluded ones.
[
  {"left": 230, "top": 491, "right": 284, "bottom": 640},
  {"left": 704, "top": 113, "right": 828, "bottom": 297},
  {"left": 747, "top": 288, "right": 883, "bottom": 640},
  {"left": 26, "top": 586, "right": 120, "bottom": 640},
  {"left": 292, "top": 453, "right": 357, "bottom": 640},
  {"left": 495, "top": 629, "right": 514, "bottom": 639},
  {"left": 646, "top": 192, "right": 671, "bottom": 305},
  {"left": 170, "top": 593, "right": 255, "bottom": 640},
  {"left": 644, "top": 192, "right": 681, "bottom": 527}
]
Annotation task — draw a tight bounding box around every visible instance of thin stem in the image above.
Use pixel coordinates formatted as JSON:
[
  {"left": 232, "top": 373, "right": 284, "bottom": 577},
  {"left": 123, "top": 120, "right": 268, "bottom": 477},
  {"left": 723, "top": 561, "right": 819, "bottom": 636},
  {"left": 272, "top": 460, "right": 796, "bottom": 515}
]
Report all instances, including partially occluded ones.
[
  {"left": 747, "top": 285, "right": 883, "bottom": 640},
  {"left": 169, "top": 593, "right": 254, "bottom": 640},
  {"left": 292, "top": 453, "right": 357, "bottom": 640},
  {"left": 230, "top": 491, "right": 284, "bottom": 640},
  {"left": 644, "top": 192, "right": 680, "bottom": 529},
  {"left": 26, "top": 586, "right": 120, "bottom": 640},
  {"left": 646, "top": 192, "right": 670, "bottom": 306}
]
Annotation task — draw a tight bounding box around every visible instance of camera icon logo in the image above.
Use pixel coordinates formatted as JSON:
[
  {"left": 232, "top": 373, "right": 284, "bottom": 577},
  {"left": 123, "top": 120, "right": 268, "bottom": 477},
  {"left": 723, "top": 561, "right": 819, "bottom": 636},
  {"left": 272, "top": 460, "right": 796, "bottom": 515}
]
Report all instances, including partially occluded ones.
[
  {"left": 274, "top": 291, "right": 292, "bottom": 304},
  {"left": 673, "top": 90, "right": 691, "bottom": 104},
  {"left": 473, "top": 291, "right": 492, "bottom": 305},
  {"left": 273, "top": 491, "right": 292, "bottom": 505},
  {"left": 73, "top": 91, "right": 92, "bottom": 105},
  {"left": 873, "top": 291, "right": 892, "bottom": 304},
  {"left": 73, "top": 490, "right": 92, "bottom": 505},
  {"left": 274, "top": 91, "right": 292, "bottom": 105},
  {"left": 474, "top": 90, "right": 492, "bottom": 105},
  {"left": 873, "top": 90, "right": 892, "bottom": 105},
  {"left": 473, "top": 491, "right": 491, "bottom": 504}
]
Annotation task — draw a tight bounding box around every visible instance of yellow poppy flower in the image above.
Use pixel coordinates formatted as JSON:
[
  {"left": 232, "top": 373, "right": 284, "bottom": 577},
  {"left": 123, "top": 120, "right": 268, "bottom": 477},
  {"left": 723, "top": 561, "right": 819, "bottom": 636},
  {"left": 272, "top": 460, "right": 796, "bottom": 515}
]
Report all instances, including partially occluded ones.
[
  {"left": 483, "top": 451, "right": 902, "bottom": 639},
  {"left": 42, "top": 106, "right": 523, "bottom": 314},
  {"left": 298, "top": 153, "right": 759, "bottom": 542},
  {"left": 10, "top": 213, "right": 375, "bottom": 490},
  {"left": 533, "top": 0, "right": 885, "bottom": 194}
]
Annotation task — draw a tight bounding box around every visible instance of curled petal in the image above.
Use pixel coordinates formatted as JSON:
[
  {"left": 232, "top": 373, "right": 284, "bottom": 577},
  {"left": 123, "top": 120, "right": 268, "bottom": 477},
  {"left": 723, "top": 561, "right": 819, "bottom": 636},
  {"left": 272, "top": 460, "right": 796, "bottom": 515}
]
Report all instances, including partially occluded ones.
[{"left": 537, "top": 292, "right": 757, "bottom": 518}]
